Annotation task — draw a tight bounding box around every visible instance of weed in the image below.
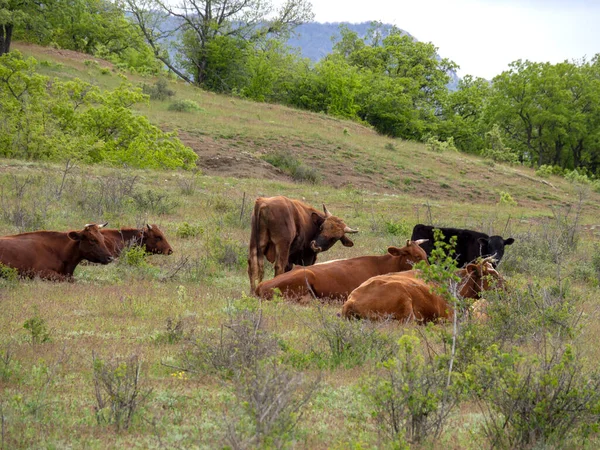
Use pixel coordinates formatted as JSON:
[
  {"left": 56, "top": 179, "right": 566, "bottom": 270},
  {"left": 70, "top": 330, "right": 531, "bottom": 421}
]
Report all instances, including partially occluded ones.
[
  {"left": 385, "top": 219, "right": 410, "bottom": 237},
  {"left": 132, "top": 189, "right": 179, "bottom": 215},
  {"left": 168, "top": 99, "right": 203, "bottom": 113},
  {"left": 498, "top": 191, "right": 517, "bottom": 206},
  {"left": 153, "top": 317, "right": 186, "bottom": 345},
  {"left": 92, "top": 353, "right": 152, "bottom": 431},
  {"left": 384, "top": 142, "right": 397, "bottom": 151},
  {"left": 0, "top": 263, "right": 18, "bottom": 288},
  {"left": 23, "top": 308, "right": 52, "bottom": 345},
  {"left": 593, "top": 244, "right": 600, "bottom": 284},
  {"left": 262, "top": 150, "right": 321, "bottom": 183},
  {"left": 119, "top": 245, "right": 148, "bottom": 268}
]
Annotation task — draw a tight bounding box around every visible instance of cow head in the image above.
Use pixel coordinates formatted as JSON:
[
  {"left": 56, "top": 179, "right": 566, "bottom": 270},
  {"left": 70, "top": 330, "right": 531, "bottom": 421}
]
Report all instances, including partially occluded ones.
[
  {"left": 310, "top": 205, "right": 358, "bottom": 253},
  {"left": 461, "top": 258, "right": 504, "bottom": 298},
  {"left": 142, "top": 224, "right": 173, "bottom": 255},
  {"left": 68, "top": 223, "right": 113, "bottom": 264},
  {"left": 387, "top": 239, "right": 429, "bottom": 268},
  {"left": 477, "top": 236, "right": 514, "bottom": 267}
]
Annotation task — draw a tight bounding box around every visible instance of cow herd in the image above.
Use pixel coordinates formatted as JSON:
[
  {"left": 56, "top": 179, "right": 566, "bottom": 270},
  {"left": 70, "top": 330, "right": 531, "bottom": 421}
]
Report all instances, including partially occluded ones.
[
  {"left": 1, "top": 194, "right": 514, "bottom": 324},
  {"left": 249, "top": 196, "right": 514, "bottom": 324},
  {"left": 0, "top": 223, "right": 173, "bottom": 281}
]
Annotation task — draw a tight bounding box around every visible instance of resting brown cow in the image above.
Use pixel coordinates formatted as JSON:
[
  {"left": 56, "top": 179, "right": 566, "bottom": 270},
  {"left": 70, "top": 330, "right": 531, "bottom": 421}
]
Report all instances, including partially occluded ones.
[
  {"left": 248, "top": 196, "right": 358, "bottom": 292},
  {"left": 0, "top": 223, "right": 113, "bottom": 281},
  {"left": 341, "top": 259, "right": 503, "bottom": 322},
  {"left": 256, "top": 239, "right": 428, "bottom": 303},
  {"left": 101, "top": 224, "right": 173, "bottom": 257}
]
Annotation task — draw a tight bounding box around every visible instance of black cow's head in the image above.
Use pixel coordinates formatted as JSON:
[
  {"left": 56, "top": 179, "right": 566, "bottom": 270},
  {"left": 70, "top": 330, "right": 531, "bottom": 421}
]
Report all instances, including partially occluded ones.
[
  {"left": 310, "top": 205, "right": 358, "bottom": 253},
  {"left": 477, "top": 236, "right": 515, "bottom": 267}
]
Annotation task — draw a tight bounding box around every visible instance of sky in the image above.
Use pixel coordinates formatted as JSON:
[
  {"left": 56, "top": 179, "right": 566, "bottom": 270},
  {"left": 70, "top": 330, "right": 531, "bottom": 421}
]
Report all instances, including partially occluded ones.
[{"left": 301, "top": 0, "right": 600, "bottom": 79}]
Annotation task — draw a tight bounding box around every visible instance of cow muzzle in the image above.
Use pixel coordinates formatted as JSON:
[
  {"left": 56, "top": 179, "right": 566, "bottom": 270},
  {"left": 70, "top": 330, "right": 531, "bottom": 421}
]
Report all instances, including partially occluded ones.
[{"left": 310, "top": 240, "right": 322, "bottom": 253}]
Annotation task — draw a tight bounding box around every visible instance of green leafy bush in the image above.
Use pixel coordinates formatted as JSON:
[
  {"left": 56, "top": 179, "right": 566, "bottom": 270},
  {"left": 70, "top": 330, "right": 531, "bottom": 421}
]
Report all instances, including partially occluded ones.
[
  {"left": 262, "top": 150, "right": 321, "bottom": 183},
  {"left": 385, "top": 219, "right": 410, "bottom": 237},
  {"left": 426, "top": 136, "right": 457, "bottom": 153},
  {"left": 168, "top": 99, "right": 203, "bottom": 112},
  {"left": 176, "top": 222, "right": 203, "bottom": 238},
  {"left": 498, "top": 191, "right": 517, "bottom": 206},
  {"left": 141, "top": 78, "right": 175, "bottom": 100},
  {"left": 482, "top": 125, "right": 519, "bottom": 164},
  {"left": 0, "top": 52, "right": 197, "bottom": 170},
  {"left": 23, "top": 308, "right": 52, "bottom": 345}
]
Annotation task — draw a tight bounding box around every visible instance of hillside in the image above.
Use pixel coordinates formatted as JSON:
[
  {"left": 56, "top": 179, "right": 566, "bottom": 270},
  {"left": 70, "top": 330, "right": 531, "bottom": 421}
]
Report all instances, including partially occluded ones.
[{"left": 15, "top": 42, "right": 599, "bottom": 220}]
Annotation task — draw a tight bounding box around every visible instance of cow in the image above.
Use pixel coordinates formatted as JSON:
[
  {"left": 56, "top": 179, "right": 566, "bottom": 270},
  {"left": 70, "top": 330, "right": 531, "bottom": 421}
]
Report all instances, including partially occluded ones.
[
  {"left": 255, "top": 239, "right": 429, "bottom": 303},
  {"left": 410, "top": 224, "right": 514, "bottom": 268},
  {"left": 248, "top": 196, "right": 358, "bottom": 292},
  {"left": 101, "top": 224, "right": 173, "bottom": 257},
  {"left": 341, "top": 258, "right": 503, "bottom": 322},
  {"left": 0, "top": 223, "right": 114, "bottom": 281}
]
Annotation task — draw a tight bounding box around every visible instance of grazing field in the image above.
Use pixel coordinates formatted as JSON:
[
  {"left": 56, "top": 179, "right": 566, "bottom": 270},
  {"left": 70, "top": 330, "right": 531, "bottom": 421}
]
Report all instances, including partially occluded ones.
[{"left": 1, "top": 43, "right": 600, "bottom": 449}]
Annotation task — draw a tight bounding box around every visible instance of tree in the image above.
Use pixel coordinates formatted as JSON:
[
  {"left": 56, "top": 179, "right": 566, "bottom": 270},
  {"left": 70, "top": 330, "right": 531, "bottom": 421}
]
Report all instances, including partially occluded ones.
[
  {"left": 0, "top": 0, "right": 54, "bottom": 55},
  {"left": 124, "top": 0, "right": 314, "bottom": 86}
]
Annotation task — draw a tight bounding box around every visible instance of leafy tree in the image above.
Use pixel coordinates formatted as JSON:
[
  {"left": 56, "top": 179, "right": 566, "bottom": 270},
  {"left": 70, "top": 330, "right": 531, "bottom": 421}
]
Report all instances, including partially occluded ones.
[
  {"left": 125, "top": 0, "right": 314, "bottom": 86},
  {"left": 0, "top": 0, "right": 54, "bottom": 55}
]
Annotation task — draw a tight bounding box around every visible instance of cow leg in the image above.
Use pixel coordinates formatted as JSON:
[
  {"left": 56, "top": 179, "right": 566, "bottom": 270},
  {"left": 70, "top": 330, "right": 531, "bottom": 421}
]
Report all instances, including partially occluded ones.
[
  {"left": 273, "top": 245, "right": 290, "bottom": 277},
  {"left": 36, "top": 270, "right": 69, "bottom": 282}
]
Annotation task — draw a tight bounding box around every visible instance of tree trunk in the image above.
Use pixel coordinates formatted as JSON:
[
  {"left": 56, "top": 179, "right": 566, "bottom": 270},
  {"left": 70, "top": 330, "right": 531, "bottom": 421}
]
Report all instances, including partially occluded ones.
[{"left": 0, "top": 23, "right": 14, "bottom": 56}]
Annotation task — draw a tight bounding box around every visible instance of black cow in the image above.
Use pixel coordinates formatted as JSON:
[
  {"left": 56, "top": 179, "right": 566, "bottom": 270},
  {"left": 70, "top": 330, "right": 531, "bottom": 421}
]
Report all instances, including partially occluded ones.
[{"left": 410, "top": 224, "right": 514, "bottom": 268}]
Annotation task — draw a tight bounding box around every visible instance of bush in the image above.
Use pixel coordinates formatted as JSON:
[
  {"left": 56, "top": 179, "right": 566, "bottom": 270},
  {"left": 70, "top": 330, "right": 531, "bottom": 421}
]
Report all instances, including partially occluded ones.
[
  {"left": 498, "top": 191, "right": 517, "bottom": 206},
  {"left": 23, "top": 308, "right": 52, "bottom": 345},
  {"left": 176, "top": 222, "right": 203, "bottom": 239},
  {"left": 467, "top": 341, "right": 600, "bottom": 448},
  {"left": 168, "top": 99, "right": 203, "bottom": 113},
  {"left": 0, "top": 52, "right": 197, "bottom": 170},
  {"left": 535, "top": 164, "right": 562, "bottom": 178},
  {"left": 385, "top": 219, "right": 410, "bottom": 237},
  {"left": 141, "top": 78, "right": 175, "bottom": 100},
  {"left": 92, "top": 353, "right": 152, "bottom": 431},
  {"left": 119, "top": 245, "right": 148, "bottom": 268},
  {"left": 426, "top": 136, "right": 457, "bottom": 153},
  {"left": 362, "top": 334, "right": 459, "bottom": 446},
  {"left": 482, "top": 125, "right": 519, "bottom": 164}
]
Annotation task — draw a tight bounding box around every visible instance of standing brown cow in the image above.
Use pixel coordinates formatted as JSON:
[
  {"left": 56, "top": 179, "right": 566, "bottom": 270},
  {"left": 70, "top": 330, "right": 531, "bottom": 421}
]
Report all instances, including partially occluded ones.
[
  {"left": 341, "top": 259, "right": 502, "bottom": 322},
  {"left": 0, "top": 223, "right": 113, "bottom": 281},
  {"left": 101, "top": 224, "right": 173, "bottom": 257},
  {"left": 256, "top": 239, "right": 428, "bottom": 303},
  {"left": 248, "top": 196, "right": 358, "bottom": 292}
]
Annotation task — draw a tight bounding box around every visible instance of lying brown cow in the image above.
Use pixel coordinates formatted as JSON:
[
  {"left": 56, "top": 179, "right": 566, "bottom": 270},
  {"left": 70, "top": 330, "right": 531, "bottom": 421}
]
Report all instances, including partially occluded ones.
[
  {"left": 101, "top": 224, "right": 173, "bottom": 257},
  {"left": 256, "top": 239, "right": 428, "bottom": 303},
  {"left": 341, "top": 259, "right": 502, "bottom": 322},
  {"left": 0, "top": 223, "right": 113, "bottom": 281},
  {"left": 248, "top": 196, "right": 358, "bottom": 292}
]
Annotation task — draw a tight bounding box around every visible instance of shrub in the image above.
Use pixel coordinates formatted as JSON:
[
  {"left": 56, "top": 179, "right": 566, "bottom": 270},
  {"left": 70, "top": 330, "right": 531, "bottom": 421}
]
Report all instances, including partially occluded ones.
[
  {"left": 535, "top": 164, "right": 563, "bottom": 178},
  {"left": 92, "top": 353, "right": 152, "bottom": 431},
  {"left": 168, "top": 99, "right": 203, "bottom": 113},
  {"left": 0, "top": 263, "right": 19, "bottom": 287},
  {"left": 119, "top": 245, "right": 148, "bottom": 268},
  {"left": 385, "top": 219, "right": 410, "bottom": 237},
  {"left": 592, "top": 244, "right": 600, "bottom": 284},
  {"left": 176, "top": 222, "right": 203, "bottom": 239},
  {"left": 482, "top": 125, "right": 519, "bottom": 164},
  {"left": 467, "top": 341, "right": 600, "bottom": 448},
  {"left": 141, "top": 78, "right": 175, "bottom": 100},
  {"left": 362, "top": 334, "right": 459, "bottom": 446},
  {"left": 23, "top": 308, "right": 52, "bottom": 345},
  {"left": 498, "top": 191, "right": 517, "bottom": 206},
  {"left": 153, "top": 317, "right": 187, "bottom": 345},
  {"left": 426, "top": 136, "right": 457, "bottom": 153},
  {"left": 132, "top": 189, "right": 179, "bottom": 215}
]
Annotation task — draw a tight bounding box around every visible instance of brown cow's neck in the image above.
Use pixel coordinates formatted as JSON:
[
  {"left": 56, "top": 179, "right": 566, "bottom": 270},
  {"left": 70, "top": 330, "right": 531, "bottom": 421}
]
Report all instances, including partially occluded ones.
[
  {"left": 50, "top": 233, "right": 84, "bottom": 276},
  {"left": 116, "top": 228, "right": 144, "bottom": 242}
]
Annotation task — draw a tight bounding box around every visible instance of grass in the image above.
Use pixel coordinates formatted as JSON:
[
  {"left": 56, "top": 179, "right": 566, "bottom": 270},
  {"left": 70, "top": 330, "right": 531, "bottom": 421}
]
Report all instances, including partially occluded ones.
[{"left": 0, "top": 42, "right": 599, "bottom": 448}]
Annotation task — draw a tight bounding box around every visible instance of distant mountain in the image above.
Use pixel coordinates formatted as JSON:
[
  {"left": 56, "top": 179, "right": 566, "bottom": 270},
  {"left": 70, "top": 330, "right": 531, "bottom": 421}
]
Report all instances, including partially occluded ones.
[{"left": 287, "top": 22, "right": 459, "bottom": 90}]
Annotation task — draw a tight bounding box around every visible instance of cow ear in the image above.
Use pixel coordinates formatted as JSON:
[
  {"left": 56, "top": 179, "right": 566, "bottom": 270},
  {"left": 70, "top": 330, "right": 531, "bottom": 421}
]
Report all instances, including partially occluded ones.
[
  {"left": 466, "top": 263, "right": 478, "bottom": 275},
  {"left": 387, "top": 246, "right": 403, "bottom": 256},
  {"left": 504, "top": 238, "right": 515, "bottom": 246},
  {"left": 340, "top": 235, "right": 354, "bottom": 247},
  {"left": 68, "top": 231, "right": 82, "bottom": 241},
  {"left": 477, "top": 237, "right": 489, "bottom": 246},
  {"left": 311, "top": 212, "right": 324, "bottom": 226}
]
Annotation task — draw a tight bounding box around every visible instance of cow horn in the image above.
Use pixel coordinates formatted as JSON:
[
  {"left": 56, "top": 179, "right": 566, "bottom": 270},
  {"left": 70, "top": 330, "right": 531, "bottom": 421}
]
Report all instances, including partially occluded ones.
[
  {"left": 481, "top": 254, "right": 497, "bottom": 264},
  {"left": 323, "top": 204, "right": 332, "bottom": 218},
  {"left": 344, "top": 226, "right": 359, "bottom": 234},
  {"left": 414, "top": 239, "right": 428, "bottom": 245},
  {"left": 98, "top": 222, "right": 108, "bottom": 228},
  {"left": 146, "top": 223, "right": 153, "bottom": 230}
]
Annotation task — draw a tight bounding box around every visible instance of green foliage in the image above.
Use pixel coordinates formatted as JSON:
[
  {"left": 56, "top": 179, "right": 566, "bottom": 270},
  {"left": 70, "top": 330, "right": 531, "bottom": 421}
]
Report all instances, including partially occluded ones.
[
  {"left": 0, "top": 52, "right": 197, "bottom": 169},
  {"left": 23, "top": 308, "right": 52, "bottom": 345},
  {"left": 362, "top": 334, "right": 458, "bottom": 445},
  {"left": 262, "top": 150, "right": 321, "bottom": 183},
  {"left": 498, "top": 191, "right": 517, "bottom": 206},
  {"left": 535, "top": 164, "right": 563, "bottom": 178},
  {"left": 167, "top": 99, "right": 203, "bottom": 113},
  {"left": 153, "top": 317, "right": 186, "bottom": 345},
  {"left": 592, "top": 244, "right": 600, "bottom": 284},
  {"left": 119, "top": 245, "right": 148, "bottom": 268},
  {"left": 132, "top": 189, "right": 180, "bottom": 215},
  {"left": 92, "top": 353, "right": 152, "bottom": 431},
  {"left": 0, "top": 262, "right": 19, "bottom": 287},
  {"left": 426, "top": 136, "right": 457, "bottom": 153},
  {"left": 481, "top": 124, "right": 519, "bottom": 164},
  {"left": 384, "top": 219, "right": 410, "bottom": 237},
  {"left": 466, "top": 341, "right": 600, "bottom": 448},
  {"left": 176, "top": 222, "right": 203, "bottom": 239},
  {"left": 141, "top": 78, "right": 175, "bottom": 101}
]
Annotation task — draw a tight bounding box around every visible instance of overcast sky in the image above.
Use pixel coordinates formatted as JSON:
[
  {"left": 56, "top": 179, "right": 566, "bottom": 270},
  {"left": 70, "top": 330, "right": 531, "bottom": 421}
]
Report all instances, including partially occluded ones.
[{"left": 300, "top": 0, "right": 599, "bottom": 79}]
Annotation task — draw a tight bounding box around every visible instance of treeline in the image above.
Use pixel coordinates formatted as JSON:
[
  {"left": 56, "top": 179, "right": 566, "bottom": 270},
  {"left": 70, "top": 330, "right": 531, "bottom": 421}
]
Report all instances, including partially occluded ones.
[{"left": 3, "top": 0, "right": 600, "bottom": 175}]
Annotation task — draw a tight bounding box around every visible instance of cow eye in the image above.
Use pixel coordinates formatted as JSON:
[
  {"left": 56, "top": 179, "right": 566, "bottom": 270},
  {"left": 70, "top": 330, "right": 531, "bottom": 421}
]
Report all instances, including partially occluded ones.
[{"left": 156, "top": 237, "right": 162, "bottom": 241}]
